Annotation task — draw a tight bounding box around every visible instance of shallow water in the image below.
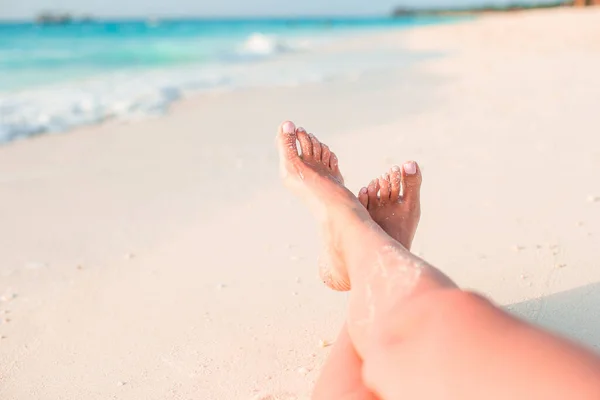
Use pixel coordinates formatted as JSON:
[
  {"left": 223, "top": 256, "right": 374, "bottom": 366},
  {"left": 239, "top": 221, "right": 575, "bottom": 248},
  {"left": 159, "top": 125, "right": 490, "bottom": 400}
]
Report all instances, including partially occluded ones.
[{"left": 0, "top": 17, "right": 461, "bottom": 143}]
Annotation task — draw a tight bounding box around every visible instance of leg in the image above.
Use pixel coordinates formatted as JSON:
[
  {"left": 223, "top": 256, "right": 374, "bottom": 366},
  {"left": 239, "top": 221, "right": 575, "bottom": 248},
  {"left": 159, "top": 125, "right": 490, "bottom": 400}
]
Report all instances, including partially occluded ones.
[
  {"left": 314, "top": 164, "right": 424, "bottom": 399},
  {"left": 277, "top": 121, "right": 600, "bottom": 400},
  {"left": 363, "top": 290, "right": 600, "bottom": 400},
  {"left": 277, "top": 121, "right": 455, "bottom": 355},
  {"left": 277, "top": 120, "right": 453, "bottom": 392},
  {"left": 313, "top": 324, "right": 377, "bottom": 400}
]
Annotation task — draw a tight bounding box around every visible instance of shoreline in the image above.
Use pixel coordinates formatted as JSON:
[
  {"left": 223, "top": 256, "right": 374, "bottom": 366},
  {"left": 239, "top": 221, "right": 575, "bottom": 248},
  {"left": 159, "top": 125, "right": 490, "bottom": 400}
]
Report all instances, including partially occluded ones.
[
  {"left": 1, "top": 8, "right": 600, "bottom": 399},
  {"left": 0, "top": 16, "right": 461, "bottom": 145}
]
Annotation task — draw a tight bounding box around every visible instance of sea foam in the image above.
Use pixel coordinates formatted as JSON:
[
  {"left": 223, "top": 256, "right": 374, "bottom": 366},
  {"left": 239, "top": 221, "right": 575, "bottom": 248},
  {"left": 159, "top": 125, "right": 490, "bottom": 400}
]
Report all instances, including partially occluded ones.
[
  {"left": 0, "top": 32, "right": 303, "bottom": 143},
  {"left": 240, "top": 33, "right": 294, "bottom": 56},
  {"left": 0, "top": 16, "right": 459, "bottom": 144},
  {"left": 0, "top": 30, "right": 412, "bottom": 144}
]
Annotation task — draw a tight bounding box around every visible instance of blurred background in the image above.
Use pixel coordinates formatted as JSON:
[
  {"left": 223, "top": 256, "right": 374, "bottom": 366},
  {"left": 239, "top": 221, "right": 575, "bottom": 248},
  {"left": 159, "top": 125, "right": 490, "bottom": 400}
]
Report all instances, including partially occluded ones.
[{"left": 0, "top": 0, "right": 572, "bottom": 143}]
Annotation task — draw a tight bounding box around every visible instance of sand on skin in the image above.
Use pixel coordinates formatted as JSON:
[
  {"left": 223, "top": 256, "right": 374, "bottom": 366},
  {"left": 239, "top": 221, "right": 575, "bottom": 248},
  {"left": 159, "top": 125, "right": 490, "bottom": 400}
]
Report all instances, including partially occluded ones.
[{"left": 1, "top": 8, "right": 600, "bottom": 399}]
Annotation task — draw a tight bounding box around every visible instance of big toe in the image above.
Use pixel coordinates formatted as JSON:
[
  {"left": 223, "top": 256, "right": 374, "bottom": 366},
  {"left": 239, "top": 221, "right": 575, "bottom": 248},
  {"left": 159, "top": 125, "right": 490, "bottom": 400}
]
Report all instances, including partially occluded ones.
[
  {"left": 358, "top": 187, "right": 369, "bottom": 208},
  {"left": 401, "top": 161, "right": 422, "bottom": 208},
  {"left": 277, "top": 121, "right": 299, "bottom": 162}
]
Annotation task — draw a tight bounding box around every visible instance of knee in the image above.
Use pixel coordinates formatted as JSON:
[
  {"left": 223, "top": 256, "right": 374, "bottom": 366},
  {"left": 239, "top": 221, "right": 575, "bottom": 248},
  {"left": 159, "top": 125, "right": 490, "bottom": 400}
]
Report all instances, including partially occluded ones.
[
  {"left": 371, "top": 289, "right": 496, "bottom": 350},
  {"left": 430, "top": 290, "right": 496, "bottom": 323},
  {"left": 362, "top": 290, "right": 497, "bottom": 396}
]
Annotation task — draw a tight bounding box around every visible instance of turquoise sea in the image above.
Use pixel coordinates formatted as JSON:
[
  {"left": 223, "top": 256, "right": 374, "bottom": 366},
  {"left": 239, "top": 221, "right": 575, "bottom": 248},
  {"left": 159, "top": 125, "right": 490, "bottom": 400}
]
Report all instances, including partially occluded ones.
[{"left": 0, "top": 17, "right": 459, "bottom": 142}]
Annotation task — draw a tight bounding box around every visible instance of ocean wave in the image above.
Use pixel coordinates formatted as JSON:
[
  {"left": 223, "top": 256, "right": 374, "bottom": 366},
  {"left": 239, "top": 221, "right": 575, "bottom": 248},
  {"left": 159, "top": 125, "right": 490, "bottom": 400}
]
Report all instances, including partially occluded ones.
[
  {"left": 239, "top": 33, "right": 295, "bottom": 57},
  {"left": 0, "top": 33, "right": 313, "bottom": 143},
  {"left": 0, "top": 29, "right": 412, "bottom": 144},
  {"left": 0, "top": 72, "right": 230, "bottom": 143}
]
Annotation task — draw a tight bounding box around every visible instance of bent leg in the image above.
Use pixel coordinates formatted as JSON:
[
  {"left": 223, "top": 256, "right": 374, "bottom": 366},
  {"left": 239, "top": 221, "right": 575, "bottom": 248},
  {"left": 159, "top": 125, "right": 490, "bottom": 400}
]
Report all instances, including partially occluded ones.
[
  {"left": 363, "top": 290, "right": 600, "bottom": 400},
  {"left": 315, "top": 162, "right": 427, "bottom": 399},
  {"left": 313, "top": 324, "right": 377, "bottom": 400},
  {"left": 276, "top": 121, "right": 600, "bottom": 400}
]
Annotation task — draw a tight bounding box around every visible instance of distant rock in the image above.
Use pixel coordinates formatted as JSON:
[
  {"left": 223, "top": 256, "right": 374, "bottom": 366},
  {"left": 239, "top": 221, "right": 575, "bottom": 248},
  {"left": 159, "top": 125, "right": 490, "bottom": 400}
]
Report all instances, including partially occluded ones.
[
  {"left": 391, "top": 7, "right": 417, "bottom": 17},
  {"left": 35, "top": 12, "right": 73, "bottom": 25}
]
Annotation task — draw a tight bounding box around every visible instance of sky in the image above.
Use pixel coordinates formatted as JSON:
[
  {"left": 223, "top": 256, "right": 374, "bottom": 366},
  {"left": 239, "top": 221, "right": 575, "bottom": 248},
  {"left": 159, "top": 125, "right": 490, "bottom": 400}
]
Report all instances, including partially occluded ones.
[{"left": 0, "top": 0, "right": 560, "bottom": 19}]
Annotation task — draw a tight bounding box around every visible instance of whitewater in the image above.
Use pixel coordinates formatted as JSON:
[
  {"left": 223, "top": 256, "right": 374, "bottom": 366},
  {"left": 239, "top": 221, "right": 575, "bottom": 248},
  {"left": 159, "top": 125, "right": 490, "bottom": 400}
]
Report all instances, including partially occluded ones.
[{"left": 0, "top": 17, "right": 457, "bottom": 143}]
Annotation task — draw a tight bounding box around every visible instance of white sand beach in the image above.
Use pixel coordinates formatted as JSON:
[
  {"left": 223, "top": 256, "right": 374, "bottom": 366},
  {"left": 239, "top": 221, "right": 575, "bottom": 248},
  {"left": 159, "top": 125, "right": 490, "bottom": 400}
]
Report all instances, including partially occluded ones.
[{"left": 1, "top": 8, "right": 600, "bottom": 399}]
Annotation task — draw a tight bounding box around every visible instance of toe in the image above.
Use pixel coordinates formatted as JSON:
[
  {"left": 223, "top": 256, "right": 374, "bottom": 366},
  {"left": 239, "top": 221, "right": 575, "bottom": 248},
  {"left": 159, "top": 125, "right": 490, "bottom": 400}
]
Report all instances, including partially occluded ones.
[
  {"left": 277, "top": 121, "right": 299, "bottom": 160},
  {"left": 329, "top": 153, "right": 344, "bottom": 184},
  {"left": 330, "top": 153, "right": 340, "bottom": 172},
  {"left": 310, "top": 133, "right": 322, "bottom": 161},
  {"left": 401, "top": 161, "right": 422, "bottom": 207},
  {"left": 358, "top": 187, "right": 369, "bottom": 208},
  {"left": 367, "top": 179, "right": 380, "bottom": 210},
  {"left": 297, "top": 127, "right": 313, "bottom": 158},
  {"left": 321, "top": 144, "right": 331, "bottom": 167},
  {"left": 378, "top": 173, "right": 391, "bottom": 204},
  {"left": 389, "top": 166, "right": 402, "bottom": 201}
]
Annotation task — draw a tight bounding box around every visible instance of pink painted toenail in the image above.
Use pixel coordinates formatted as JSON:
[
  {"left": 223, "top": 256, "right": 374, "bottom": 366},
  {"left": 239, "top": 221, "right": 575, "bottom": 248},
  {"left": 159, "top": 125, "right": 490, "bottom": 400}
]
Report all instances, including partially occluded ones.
[
  {"left": 282, "top": 121, "right": 296, "bottom": 134},
  {"left": 392, "top": 165, "right": 401, "bottom": 172},
  {"left": 297, "top": 127, "right": 306, "bottom": 133},
  {"left": 403, "top": 162, "right": 417, "bottom": 175},
  {"left": 360, "top": 187, "right": 368, "bottom": 194}
]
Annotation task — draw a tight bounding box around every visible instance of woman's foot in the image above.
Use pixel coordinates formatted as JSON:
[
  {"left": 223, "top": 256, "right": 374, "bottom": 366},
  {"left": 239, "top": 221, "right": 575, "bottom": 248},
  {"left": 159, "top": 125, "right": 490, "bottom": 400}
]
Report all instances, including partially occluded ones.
[
  {"left": 277, "top": 121, "right": 369, "bottom": 291},
  {"left": 358, "top": 162, "right": 422, "bottom": 250},
  {"left": 277, "top": 121, "right": 455, "bottom": 358}
]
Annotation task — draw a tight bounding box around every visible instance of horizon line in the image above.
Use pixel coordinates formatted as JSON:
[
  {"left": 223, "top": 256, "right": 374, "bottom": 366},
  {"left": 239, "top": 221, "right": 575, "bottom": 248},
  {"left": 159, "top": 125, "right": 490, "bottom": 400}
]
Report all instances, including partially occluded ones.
[{"left": 0, "top": 14, "right": 431, "bottom": 23}]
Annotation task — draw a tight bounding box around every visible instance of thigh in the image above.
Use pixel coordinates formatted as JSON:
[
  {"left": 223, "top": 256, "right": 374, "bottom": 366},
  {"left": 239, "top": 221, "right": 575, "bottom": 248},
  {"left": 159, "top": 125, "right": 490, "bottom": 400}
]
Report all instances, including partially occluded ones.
[
  {"left": 313, "top": 323, "right": 378, "bottom": 400},
  {"left": 363, "top": 290, "right": 600, "bottom": 400}
]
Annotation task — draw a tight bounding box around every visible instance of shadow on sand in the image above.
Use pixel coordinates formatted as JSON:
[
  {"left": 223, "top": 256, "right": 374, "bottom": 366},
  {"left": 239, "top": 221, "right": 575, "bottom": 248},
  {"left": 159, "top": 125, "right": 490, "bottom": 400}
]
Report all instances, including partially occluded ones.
[{"left": 507, "top": 282, "right": 600, "bottom": 349}]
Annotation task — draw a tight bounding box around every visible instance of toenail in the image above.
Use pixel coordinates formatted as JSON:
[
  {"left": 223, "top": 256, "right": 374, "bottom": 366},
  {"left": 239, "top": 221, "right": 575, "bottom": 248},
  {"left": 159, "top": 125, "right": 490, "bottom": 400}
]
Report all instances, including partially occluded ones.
[
  {"left": 392, "top": 165, "right": 401, "bottom": 172},
  {"left": 297, "top": 127, "right": 306, "bottom": 133},
  {"left": 360, "top": 187, "right": 368, "bottom": 194},
  {"left": 282, "top": 121, "right": 296, "bottom": 134},
  {"left": 403, "top": 162, "right": 417, "bottom": 175}
]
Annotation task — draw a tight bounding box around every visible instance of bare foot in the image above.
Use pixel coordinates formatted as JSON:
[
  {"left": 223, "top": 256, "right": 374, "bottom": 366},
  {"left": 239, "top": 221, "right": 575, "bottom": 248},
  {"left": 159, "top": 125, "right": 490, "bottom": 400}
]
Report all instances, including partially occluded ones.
[
  {"left": 358, "top": 162, "right": 422, "bottom": 250},
  {"left": 277, "top": 121, "right": 369, "bottom": 291}
]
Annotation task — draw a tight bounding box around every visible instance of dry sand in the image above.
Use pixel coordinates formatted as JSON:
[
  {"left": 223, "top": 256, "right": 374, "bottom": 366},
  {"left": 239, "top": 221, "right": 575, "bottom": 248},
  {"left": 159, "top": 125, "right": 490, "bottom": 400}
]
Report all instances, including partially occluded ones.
[{"left": 1, "top": 8, "right": 600, "bottom": 399}]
